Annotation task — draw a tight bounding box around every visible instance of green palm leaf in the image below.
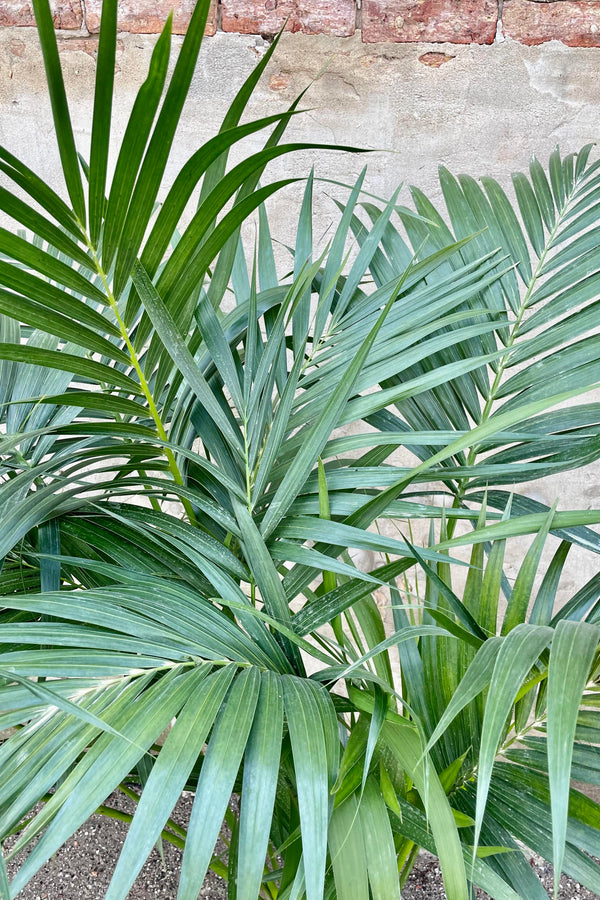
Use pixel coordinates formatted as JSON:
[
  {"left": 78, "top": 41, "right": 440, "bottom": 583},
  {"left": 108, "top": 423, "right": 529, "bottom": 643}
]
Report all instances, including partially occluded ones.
[
  {"left": 178, "top": 667, "right": 261, "bottom": 899},
  {"left": 282, "top": 676, "right": 333, "bottom": 900},
  {"left": 473, "top": 624, "right": 554, "bottom": 858},
  {"left": 236, "top": 671, "right": 284, "bottom": 900},
  {"left": 105, "top": 665, "right": 235, "bottom": 900},
  {"left": 329, "top": 794, "right": 369, "bottom": 900},
  {"left": 31, "top": 0, "right": 85, "bottom": 221},
  {"left": 547, "top": 620, "right": 600, "bottom": 896},
  {"left": 7, "top": 667, "right": 198, "bottom": 893},
  {"left": 360, "top": 777, "right": 402, "bottom": 900}
]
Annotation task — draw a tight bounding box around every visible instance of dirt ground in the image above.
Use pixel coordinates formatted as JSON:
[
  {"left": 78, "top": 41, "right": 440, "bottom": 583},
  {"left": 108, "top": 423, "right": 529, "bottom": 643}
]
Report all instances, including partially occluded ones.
[{"left": 5, "top": 792, "right": 599, "bottom": 899}]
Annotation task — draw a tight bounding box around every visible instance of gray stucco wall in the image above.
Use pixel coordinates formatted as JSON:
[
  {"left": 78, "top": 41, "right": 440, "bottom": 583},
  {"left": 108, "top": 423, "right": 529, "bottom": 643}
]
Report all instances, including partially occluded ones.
[{"left": 1, "top": 26, "right": 599, "bottom": 599}]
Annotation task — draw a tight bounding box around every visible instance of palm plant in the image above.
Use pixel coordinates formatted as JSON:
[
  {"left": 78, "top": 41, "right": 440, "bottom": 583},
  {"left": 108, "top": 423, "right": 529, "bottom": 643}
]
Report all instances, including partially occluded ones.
[{"left": 1, "top": 1, "right": 600, "bottom": 898}]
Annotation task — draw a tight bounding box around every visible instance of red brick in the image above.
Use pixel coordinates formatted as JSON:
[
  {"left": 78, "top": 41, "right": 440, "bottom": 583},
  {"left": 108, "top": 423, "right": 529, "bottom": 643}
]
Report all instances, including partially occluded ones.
[
  {"left": 8, "top": 36, "right": 26, "bottom": 54},
  {"left": 269, "top": 71, "right": 292, "bottom": 89},
  {"left": 418, "top": 49, "right": 455, "bottom": 65},
  {"left": 58, "top": 36, "right": 97, "bottom": 54},
  {"left": 503, "top": 0, "right": 600, "bottom": 46},
  {"left": 85, "top": 0, "right": 217, "bottom": 35},
  {"left": 57, "top": 35, "right": 126, "bottom": 56},
  {"left": 0, "top": 0, "right": 82, "bottom": 28},
  {"left": 221, "top": 0, "right": 356, "bottom": 36},
  {"left": 362, "top": 0, "right": 498, "bottom": 44}
]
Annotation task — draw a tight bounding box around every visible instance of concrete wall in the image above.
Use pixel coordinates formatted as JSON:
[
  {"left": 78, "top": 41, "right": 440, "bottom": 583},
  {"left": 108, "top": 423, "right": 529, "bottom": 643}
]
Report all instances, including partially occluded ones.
[
  {"left": 1, "top": 1, "right": 600, "bottom": 604},
  {"left": 3, "top": 18, "right": 600, "bottom": 240}
]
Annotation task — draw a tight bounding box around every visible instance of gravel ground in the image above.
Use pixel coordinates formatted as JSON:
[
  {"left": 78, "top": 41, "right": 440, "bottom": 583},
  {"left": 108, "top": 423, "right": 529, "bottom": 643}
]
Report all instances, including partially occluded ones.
[
  {"left": 5, "top": 793, "right": 599, "bottom": 899},
  {"left": 5, "top": 793, "right": 226, "bottom": 899},
  {"left": 401, "top": 853, "right": 600, "bottom": 899}
]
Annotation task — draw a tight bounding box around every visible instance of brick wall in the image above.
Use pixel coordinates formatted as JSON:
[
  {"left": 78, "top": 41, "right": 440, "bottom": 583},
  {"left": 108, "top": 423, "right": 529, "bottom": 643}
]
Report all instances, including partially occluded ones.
[{"left": 2, "top": 0, "right": 600, "bottom": 47}]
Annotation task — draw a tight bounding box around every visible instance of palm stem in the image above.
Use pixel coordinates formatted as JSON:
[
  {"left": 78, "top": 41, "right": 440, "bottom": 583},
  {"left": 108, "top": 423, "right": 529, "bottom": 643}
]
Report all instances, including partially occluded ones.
[
  {"left": 445, "top": 207, "right": 566, "bottom": 541},
  {"left": 86, "top": 241, "right": 198, "bottom": 526},
  {"left": 398, "top": 841, "right": 420, "bottom": 888}
]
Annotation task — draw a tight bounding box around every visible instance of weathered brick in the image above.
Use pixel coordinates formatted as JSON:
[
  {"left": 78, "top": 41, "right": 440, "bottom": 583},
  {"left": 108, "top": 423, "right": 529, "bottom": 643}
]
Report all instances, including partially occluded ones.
[
  {"left": 503, "top": 0, "right": 600, "bottom": 46},
  {"left": 8, "top": 37, "right": 26, "bottom": 54},
  {"left": 362, "top": 0, "right": 498, "bottom": 44},
  {"left": 0, "top": 0, "right": 82, "bottom": 29},
  {"left": 58, "top": 35, "right": 118, "bottom": 56},
  {"left": 85, "top": 0, "right": 217, "bottom": 35},
  {"left": 269, "top": 71, "right": 292, "bottom": 89},
  {"left": 221, "top": 0, "right": 356, "bottom": 36},
  {"left": 418, "top": 50, "right": 455, "bottom": 65}
]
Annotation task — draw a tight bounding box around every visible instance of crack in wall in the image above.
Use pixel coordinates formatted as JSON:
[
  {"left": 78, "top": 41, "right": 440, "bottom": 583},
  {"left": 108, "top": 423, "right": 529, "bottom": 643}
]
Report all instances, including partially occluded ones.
[{"left": 495, "top": 0, "right": 506, "bottom": 43}]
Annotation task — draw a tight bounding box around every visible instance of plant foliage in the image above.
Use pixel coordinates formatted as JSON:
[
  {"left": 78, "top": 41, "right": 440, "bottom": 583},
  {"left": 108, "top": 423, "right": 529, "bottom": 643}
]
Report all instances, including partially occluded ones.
[{"left": 1, "top": 2, "right": 600, "bottom": 898}]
